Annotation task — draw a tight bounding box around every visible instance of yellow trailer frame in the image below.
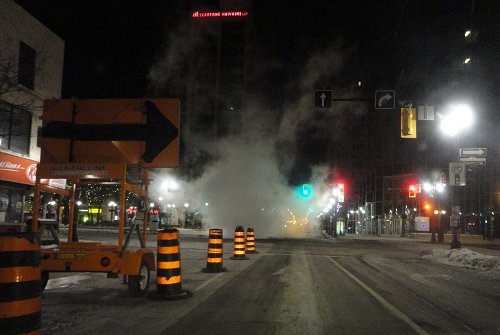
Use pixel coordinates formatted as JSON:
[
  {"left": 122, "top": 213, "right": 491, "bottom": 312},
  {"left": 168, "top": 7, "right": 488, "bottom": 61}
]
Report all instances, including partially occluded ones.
[{"left": 33, "top": 163, "right": 155, "bottom": 297}]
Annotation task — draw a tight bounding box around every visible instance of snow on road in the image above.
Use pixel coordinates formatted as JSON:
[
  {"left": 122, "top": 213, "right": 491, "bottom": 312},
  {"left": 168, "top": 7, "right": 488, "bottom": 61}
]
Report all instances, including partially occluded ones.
[{"left": 422, "top": 248, "right": 500, "bottom": 273}]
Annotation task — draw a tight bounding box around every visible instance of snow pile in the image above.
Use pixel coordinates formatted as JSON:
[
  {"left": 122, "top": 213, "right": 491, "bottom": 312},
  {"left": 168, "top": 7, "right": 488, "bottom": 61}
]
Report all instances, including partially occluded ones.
[{"left": 422, "top": 248, "right": 500, "bottom": 272}]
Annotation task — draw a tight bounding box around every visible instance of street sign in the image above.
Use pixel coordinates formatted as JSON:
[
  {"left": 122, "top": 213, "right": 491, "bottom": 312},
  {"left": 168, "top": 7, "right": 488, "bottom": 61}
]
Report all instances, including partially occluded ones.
[
  {"left": 459, "top": 157, "right": 486, "bottom": 165},
  {"left": 459, "top": 148, "right": 487, "bottom": 158},
  {"left": 449, "top": 162, "right": 466, "bottom": 186},
  {"left": 417, "top": 105, "right": 434, "bottom": 120},
  {"left": 314, "top": 90, "right": 332, "bottom": 108},
  {"left": 40, "top": 99, "right": 180, "bottom": 167},
  {"left": 375, "top": 90, "right": 395, "bottom": 109}
]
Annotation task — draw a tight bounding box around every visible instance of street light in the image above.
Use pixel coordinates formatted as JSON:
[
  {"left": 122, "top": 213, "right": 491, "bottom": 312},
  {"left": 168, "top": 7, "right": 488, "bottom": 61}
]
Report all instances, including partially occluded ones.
[
  {"left": 439, "top": 103, "right": 474, "bottom": 137},
  {"left": 108, "top": 201, "right": 118, "bottom": 224},
  {"left": 184, "top": 203, "right": 189, "bottom": 228},
  {"left": 440, "top": 102, "right": 474, "bottom": 249}
]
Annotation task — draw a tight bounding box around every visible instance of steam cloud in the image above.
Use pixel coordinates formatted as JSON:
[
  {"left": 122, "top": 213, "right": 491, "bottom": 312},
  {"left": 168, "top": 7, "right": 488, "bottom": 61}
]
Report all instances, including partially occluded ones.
[{"left": 146, "top": 17, "right": 367, "bottom": 238}]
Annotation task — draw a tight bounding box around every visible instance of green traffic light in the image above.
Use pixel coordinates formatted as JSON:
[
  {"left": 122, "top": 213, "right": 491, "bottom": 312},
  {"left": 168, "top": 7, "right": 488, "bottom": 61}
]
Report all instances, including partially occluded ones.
[{"left": 300, "top": 184, "right": 312, "bottom": 199}]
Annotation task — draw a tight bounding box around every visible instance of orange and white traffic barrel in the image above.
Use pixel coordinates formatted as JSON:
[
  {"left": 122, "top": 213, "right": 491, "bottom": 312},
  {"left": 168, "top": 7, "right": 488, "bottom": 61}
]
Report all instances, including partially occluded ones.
[
  {"left": 0, "top": 233, "right": 41, "bottom": 335},
  {"left": 203, "top": 228, "right": 226, "bottom": 272}
]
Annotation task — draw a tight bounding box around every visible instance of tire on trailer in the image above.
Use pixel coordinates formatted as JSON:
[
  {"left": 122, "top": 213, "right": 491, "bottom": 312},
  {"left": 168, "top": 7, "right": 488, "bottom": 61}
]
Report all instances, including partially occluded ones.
[
  {"left": 41, "top": 271, "right": 49, "bottom": 292},
  {"left": 128, "top": 261, "right": 150, "bottom": 297}
]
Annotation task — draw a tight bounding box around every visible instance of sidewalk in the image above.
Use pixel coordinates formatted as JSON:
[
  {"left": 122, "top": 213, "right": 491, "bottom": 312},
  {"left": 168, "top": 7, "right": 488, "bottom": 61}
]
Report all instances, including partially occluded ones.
[
  {"left": 59, "top": 225, "right": 209, "bottom": 237},
  {"left": 341, "top": 232, "right": 500, "bottom": 250}
]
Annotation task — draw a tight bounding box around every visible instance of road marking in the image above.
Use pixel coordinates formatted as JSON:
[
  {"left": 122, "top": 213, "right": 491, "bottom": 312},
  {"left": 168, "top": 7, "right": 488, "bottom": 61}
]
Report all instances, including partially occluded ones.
[
  {"left": 195, "top": 272, "right": 225, "bottom": 292},
  {"left": 327, "top": 257, "right": 429, "bottom": 335}
]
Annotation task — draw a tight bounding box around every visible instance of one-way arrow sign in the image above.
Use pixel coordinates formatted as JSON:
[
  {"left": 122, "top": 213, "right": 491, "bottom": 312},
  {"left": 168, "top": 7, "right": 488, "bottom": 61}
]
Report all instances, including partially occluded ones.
[
  {"left": 459, "top": 148, "right": 487, "bottom": 158},
  {"left": 40, "top": 98, "right": 180, "bottom": 167}
]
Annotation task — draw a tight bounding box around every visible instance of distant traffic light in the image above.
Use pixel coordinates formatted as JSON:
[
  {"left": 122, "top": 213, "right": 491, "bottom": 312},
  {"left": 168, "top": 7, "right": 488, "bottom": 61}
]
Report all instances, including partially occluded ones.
[
  {"left": 302, "top": 184, "right": 311, "bottom": 197},
  {"left": 300, "top": 184, "right": 312, "bottom": 199},
  {"left": 424, "top": 202, "right": 432, "bottom": 212},
  {"left": 409, "top": 184, "right": 417, "bottom": 198},
  {"left": 338, "top": 183, "right": 345, "bottom": 195}
]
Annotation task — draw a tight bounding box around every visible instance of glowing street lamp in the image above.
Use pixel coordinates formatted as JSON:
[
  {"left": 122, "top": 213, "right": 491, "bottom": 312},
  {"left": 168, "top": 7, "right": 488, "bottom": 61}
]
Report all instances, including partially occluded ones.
[{"left": 439, "top": 103, "right": 474, "bottom": 137}]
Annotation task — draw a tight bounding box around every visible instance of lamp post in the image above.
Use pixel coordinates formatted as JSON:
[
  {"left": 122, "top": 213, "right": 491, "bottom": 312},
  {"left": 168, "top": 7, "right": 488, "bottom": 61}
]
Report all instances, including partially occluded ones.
[
  {"left": 108, "top": 201, "right": 117, "bottom": 224},
  {"left": 440, "top": 102, "right": 474, "bottom": 249},
  {"left": 184, "top": 203, "right": 189, "bottom": 228}
]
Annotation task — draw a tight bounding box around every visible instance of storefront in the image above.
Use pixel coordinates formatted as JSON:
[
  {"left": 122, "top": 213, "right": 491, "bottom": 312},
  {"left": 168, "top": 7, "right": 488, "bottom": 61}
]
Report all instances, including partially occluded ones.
[{"left": 0, "top": 151, "right": 65, "bottom": 225}]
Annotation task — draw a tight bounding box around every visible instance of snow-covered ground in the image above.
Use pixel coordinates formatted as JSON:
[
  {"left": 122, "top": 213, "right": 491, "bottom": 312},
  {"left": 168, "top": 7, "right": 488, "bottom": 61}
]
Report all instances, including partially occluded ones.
[{"left": 422, "top": 248, "right": 500, "bottom": 273}]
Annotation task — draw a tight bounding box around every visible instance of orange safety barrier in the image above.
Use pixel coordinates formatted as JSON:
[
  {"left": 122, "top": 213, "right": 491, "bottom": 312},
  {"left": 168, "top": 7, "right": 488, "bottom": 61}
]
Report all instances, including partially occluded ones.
[
  {"left": 203, "top": 229, "right": 226, "bottom": 273},
  {"left": 0, "top": 233, "right": 41, "bottom": 335},
  {"left": 154, "top": 228, "right": 191, "bottom": 300},
  {"left": 230, "top": 226, "right": 247, "bottom": 260},
  {"left": 246, "top": 227, "right": 257, "bottom": 254}
]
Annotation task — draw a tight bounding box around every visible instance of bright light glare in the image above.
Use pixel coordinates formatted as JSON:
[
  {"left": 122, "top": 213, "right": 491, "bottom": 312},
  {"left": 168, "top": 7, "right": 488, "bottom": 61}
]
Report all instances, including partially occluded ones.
[
  {"left": 464, "top": 30, "right": 471, "bottom": 37},
  {"left": 435, "top": 183, "right": 445, "bottom": 193},
  {"left": 423, "top": 183, "right": 433, "bottom": 193},
  {"left": 464, "top": 57, "right": 471, "bottom": 64},
  {"left": 161, "top": 178, "right": 179, "bottom": 191},
  {"left": 440, "top": 103, "right": 474, "bottom": 136}
]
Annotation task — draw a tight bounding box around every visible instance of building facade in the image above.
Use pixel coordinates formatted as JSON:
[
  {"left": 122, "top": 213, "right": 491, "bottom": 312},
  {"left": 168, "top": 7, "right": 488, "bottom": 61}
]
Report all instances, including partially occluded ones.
[
  {"left": 356, "top": 0, "right": 499, "bottom": 236},
  {"left": 0, "top": 0, "right": 64, "bottom": 225}
]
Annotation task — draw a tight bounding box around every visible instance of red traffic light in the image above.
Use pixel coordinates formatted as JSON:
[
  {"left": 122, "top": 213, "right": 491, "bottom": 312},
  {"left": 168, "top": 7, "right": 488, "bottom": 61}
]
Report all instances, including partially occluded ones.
[
  {"left": 409, "top": 184, "right": 417, "bottom": 198},
  {"left": 338, "top": 183, "right": 345, "bottom": 195}
]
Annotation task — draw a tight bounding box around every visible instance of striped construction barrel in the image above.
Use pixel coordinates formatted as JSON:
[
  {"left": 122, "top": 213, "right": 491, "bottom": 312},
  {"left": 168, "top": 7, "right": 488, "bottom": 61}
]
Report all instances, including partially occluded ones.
[
  {"left": 0, "top": 233, "right": 41, "bottom": 335},
  {"left": 232, "top": 226, "right": 246, "bottom": 259},
  {"left": 156, "top": 228, "right": 182, "bottom": 296},
  {"left": 205, "top": 229, "right": 224, "bottom": 272},
  {"left": 246, "top": 228, "right": 256, "bottom": 253}
]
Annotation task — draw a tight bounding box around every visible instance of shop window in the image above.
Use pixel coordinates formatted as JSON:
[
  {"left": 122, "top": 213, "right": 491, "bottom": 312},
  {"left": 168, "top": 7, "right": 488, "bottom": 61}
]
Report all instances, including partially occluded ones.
[
  {"left": 0, "top": 101, "right": 32, "bottom": 155},
  {"left": 0, "top": 188, "right": 23, "bottom": 224},
  {"left": 18, "top": 41, "right": 36, "bottom": 90}
]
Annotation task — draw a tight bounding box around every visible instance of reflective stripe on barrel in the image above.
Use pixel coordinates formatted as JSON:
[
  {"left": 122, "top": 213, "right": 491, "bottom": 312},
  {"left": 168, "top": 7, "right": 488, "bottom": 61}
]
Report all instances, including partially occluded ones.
[
  {"left": 156, "top": 228, "right": 182, "bottom": 295},
  {"left": 233, "top": 226, "right": 246, "bottom": 258},
  {"left": 206, "top": 229, "right": 223, "bottom": 272},
  {"left": 0, "top": 233, "right": 41, "bottom": 335},
  {"left": 246, "top": 228, "right": 256, "bottom": 253}
]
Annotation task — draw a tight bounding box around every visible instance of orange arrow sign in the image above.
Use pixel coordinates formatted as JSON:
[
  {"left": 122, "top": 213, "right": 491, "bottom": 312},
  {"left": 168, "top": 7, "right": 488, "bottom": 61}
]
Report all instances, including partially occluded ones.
[{"left": 40, "top": 98, "right": 180, "bottom": 167}]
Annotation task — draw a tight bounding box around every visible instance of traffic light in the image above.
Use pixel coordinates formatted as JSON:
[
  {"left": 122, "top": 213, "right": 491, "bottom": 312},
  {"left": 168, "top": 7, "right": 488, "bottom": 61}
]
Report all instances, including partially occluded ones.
[
  {"left": 302, "top": 184, "right": 312, "bottom": 197},
  {"left": 338, "top": 183, "right": 345, "bottom": 195},
  {"left": 409, "top": 184, "right": 416, "bottom": 198},
  {"left": 423, "top": 202, "right": 432, "bottom": 212},
  {"left": 295, "top": 184, "right": 313, "bottom": 199},
  {"left": 401, "top": 108, "right": 417, "bottom": 138}
]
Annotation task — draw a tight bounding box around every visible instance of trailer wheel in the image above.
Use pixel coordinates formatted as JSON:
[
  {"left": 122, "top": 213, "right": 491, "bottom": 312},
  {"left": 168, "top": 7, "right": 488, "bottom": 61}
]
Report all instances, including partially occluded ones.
[
  {"left": 128, "top": 261, "right": 150, "bottom": 297},
  {"left": 41, "top": 271, "right": 49, "bottom": 292}
]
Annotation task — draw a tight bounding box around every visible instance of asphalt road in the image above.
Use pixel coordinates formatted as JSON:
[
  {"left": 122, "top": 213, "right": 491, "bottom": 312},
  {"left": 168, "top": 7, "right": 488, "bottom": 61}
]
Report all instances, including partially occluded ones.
[{"left": 40, "top": 233, "right": 500, "bottom": 334}]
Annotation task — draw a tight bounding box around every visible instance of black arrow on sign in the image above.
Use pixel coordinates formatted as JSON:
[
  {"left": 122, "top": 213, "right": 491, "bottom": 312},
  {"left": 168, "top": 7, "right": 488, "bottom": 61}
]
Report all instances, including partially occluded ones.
[{"left": 41, "top": 100, "right": 178, "bottom": 163}]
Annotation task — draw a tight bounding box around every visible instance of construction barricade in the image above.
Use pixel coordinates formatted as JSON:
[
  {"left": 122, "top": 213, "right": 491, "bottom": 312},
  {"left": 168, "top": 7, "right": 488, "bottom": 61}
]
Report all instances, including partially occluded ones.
[
  {"left": 0, "top": 232, "right": 41, "bottom": 335},
  {"left": 203, "top": 228, "right": 226, "bottom": 273},
  {"left": 152, "top": 228, "right": 191, "bottom": 300},
  {"left": 246, "top": 227, "right": 258, "bottom": 254},
  {"left": 230, "top": 226, "right": 247, "bottom": 260}
]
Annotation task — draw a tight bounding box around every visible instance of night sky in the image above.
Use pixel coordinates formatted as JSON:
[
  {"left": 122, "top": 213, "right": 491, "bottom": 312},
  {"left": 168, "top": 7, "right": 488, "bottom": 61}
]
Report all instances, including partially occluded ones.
[
  {"left": 19, "top": 1, "right": 498, "bottom": 184},
  {"left": 14, "top": 0, "right": 397, "bottom": 99}
]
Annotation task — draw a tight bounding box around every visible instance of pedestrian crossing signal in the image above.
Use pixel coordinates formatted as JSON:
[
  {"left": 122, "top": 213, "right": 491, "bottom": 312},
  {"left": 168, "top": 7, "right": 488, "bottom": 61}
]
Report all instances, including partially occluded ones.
[{"left": 409, "top": 184, "right": 417, "bottom": 198}]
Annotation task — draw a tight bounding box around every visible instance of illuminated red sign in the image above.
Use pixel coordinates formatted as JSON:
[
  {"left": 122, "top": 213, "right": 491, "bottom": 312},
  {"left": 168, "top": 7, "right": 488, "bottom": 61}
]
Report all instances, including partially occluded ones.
[{"left": 192, "top": 11, "right": 249, "bottom": 19}]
